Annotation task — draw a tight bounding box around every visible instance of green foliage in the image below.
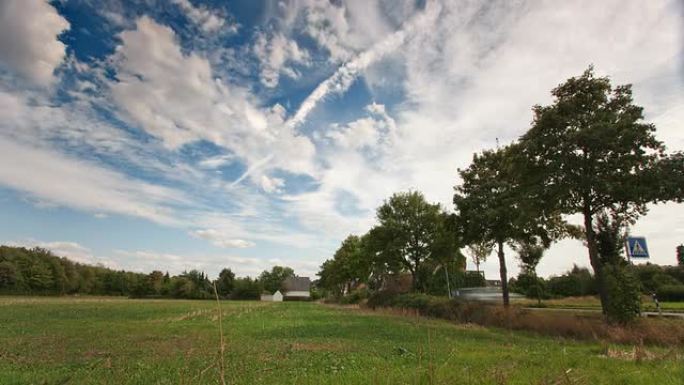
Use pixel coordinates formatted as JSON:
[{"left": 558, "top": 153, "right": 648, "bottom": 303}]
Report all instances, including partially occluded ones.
[
  {"left": 466, "top": 242, "right": 491, "bottom": 273},
  {"left": 230, "top": 277, "right": 262, "bottom": 300},
  {"left": 546, "top": 265, "right": 597, "bottom": 298},
  {"left": 518, "top": 66, "right": 682, "bottom": 316},
  {"left": 0, "top": 245, "right": 282, "bottom": 301},
  {"left": 454, "top": 146, "right": 556, "bottom": 306},
  {"left": 420, "top": 259, "right": 467, "bottom": 296},
  {"left": 216, "top": 268, "right": 235, "bottom": 297},
  {"left": 373, "top": 191, "right": 459, "bottom": 291},
  {"left": 0, "top": 261, "right": 19, "bottom": 289},
  {"left": 338, "top": 287, "right": 370, "bottom": 304},
  {"left": 511, "top": 272, "right": 549, "bottom": 300},
  {"left": 318, "top": 235, "right": 372, "bottom": 297},
  {"left": 655, "top": 285, "right": 684, "bottom": 302},
  {"left": 678, "top": 245, "right": 684, "bottom": 266},
  {"left": 602, "top": 264, "right": 641, "bottom": 324},
  {"left": 259, "top": 266, "right": 294, "bottom": 294},
  {"left": 632, "top": 264, "right": 681, "bottom": 293},
  {"left": 463, "top": 271, "right": 486, "bottom": 287}
]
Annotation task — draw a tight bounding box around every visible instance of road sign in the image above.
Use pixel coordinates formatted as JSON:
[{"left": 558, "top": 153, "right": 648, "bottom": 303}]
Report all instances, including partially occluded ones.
[{"left": 626, "top": 237, "right": 649, "bottom": 259}]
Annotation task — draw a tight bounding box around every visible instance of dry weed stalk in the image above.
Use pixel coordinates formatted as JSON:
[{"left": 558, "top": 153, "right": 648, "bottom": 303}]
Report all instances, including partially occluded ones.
[{"left": 213, "top": 283, "right": 227, "bottom": 385}]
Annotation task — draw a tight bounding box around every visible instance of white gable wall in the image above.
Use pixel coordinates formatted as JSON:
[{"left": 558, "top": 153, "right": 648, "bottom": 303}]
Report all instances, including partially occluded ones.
[{"left": 273, "top": 291, "right": 283, "bottom": 302}]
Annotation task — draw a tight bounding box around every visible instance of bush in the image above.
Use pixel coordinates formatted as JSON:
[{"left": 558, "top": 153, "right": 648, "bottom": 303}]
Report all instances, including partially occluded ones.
[
  {"left": 547, "top": 265, "right": 596, "bottom": 297},
  {"left": 511, "top": 273, "right": 549, "bottom": 299},
  {"left": 602, "top": 264, "right": 641, "bottom": 324},
  {"left": 231, "top": 277, "right": 262, "bottom": 300},
  {"left": 655, "top": 285, "right": 684, "bottom": 302},
  {"left": 364, "top": 291, "right": 684, "bottom": 345},
  {"left": 339, "top": 287, "right": 369, "bottom": 304},
  {"left": 463, "top": 271, "right": 486, "bottom": 287}
]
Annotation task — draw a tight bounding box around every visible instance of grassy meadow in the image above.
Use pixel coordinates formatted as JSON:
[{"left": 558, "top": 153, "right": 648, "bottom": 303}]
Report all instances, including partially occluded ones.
[{"left": 1, "top": 296, "right": 683, "bottom": 385}]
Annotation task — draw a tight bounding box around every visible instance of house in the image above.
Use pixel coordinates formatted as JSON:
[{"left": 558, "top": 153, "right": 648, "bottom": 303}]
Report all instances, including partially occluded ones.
[
  {"left": 282, "top": 276, "right": 311, "bottom": 299},
  {"left": 260, "top": 290, "right": 283, "bottom": 302}
]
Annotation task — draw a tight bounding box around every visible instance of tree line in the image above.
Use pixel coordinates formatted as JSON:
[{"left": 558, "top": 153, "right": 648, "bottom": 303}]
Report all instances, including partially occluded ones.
[
  {"left": 0, "top": 245, "right": 298, "bottom": 300},
  {"left": 318, "top": 67, "right": 684, "bottom": 323}
]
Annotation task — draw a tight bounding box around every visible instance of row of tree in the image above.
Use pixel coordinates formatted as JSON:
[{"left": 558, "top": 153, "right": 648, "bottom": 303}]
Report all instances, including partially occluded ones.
[
  {"left": 0, "top": 245, "right": 297, "bottom": 300},
  {"left": 319, "top": 67, "right": 683, "bottom": 323}
]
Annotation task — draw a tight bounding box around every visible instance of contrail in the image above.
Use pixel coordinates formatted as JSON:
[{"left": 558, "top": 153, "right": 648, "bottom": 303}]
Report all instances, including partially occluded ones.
[
  {"left": 229, "top": 154, "right": 273, "bottom": 188},
  {"left": 286, "top": 0, "right": 441, "bottom": 129}
]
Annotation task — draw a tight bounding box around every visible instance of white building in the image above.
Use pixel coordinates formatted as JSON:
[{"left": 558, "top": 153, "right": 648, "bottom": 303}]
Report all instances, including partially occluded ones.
[
  {"left": 260, "top": 276, "right": 311, "bottom": 301},
  {"left": 282, "top": 276, "right": 311, "bottom": 299},
  {"left": 260, "top": 290, "right": 283, "bottom": 302}
]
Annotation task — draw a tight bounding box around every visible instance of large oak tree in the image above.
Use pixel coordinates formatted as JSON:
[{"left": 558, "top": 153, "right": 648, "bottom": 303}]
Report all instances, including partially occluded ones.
[{"left": 518, "top": 67, "right": 683, "bottom": 315}]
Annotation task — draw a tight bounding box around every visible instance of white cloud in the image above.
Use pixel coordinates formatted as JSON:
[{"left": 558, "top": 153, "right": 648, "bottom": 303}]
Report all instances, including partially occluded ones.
[
  {"left": 1, "top": 0, "right": 682, "bottom": 280},
  {"left": 110, "top": 17, "right": 316, "bottom": 181},
  {"left": 0, "top": 0, "right": 70, "bottom": 85},
  {"left": 113, "top": 249, "right": 320, "bottom": 278},
  {"left": 325, "top": 103, "right": 396, "bottom": 150},
  {"left": 253, "top": 31, "right": 310, "bottom": 88},
  {"left": 0, "top": 136, "right": 186, "bottom": 225},
  {"left": 197, "top": 154, "right": 235, "bottom": 169},
  {"left": 259, "top": 175, "right": 285, "bottom": 194},
  {"left": 171, "top": 0, "right": 236, "bottom": 34},
  {"left": 191, "top": 228, "right": 255, "bottom": 248},
  {"left": 282, "top": 0, "right": 684, "bottom": 278}
]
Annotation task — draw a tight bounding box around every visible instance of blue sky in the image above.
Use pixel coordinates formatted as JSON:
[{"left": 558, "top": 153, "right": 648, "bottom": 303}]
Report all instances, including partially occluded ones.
[{"left": 0, "top": 0, "right": 682, "bottom": 279}]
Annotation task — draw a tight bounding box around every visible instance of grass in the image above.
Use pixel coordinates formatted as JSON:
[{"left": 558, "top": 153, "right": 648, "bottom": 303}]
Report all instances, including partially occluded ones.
[
  {"left": 1, "top": 296, "right": 683, "bottom": 384},
  {"left": 514, "top": 295, "right": 684, "bottom": 313}
]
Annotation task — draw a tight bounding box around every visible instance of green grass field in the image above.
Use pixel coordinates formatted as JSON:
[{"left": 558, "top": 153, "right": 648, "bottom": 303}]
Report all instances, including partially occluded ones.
[{"left": 1, "top": 297, "right": 683, "bottom": 385}]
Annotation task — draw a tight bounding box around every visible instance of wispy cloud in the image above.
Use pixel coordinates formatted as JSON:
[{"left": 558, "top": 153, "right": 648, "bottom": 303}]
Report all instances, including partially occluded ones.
[{"left": 286, "top": 1, "right": 441, "bottom": 128}]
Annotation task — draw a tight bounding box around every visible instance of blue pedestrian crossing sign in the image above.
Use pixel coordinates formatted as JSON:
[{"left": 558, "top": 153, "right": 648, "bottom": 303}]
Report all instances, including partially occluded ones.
[{"left": 626, "top": 237, "right": 649, "bottom": 259}]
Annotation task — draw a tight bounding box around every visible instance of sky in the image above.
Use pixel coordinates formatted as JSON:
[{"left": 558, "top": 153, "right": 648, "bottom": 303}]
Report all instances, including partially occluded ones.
[{"left": 0, "top": 0, "right": 682, "bottom": 280}]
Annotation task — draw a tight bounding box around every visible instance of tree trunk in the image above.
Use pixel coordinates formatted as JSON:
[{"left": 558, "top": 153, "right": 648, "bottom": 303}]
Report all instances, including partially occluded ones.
[
  {"left": 408, "top": 266, "right": 417, "bottom": 292},
  {"left": 497, "top": 241, "right": 509, "bottom": 307},
  {"left": 583, "top": 206, "right": 608, "bottom": 315}
]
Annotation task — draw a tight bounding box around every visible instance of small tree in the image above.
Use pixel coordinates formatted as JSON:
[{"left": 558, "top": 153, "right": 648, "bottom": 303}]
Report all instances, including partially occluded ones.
[
  {"left": 516, "top": 242, "right": 546, "bottom": 304},
  {"left": 373, "top": 191, "right": 455, "bottom": 292},
  {"left": 677, "top": 245, "right": 684, "bottom": 266},
  {"left": 216, "top": 268, "right": 235, "bottom": 297},
  {"left": 467, "top": 242, "right": 491, "bottom": 274},
  {"left": 455, "top": 146, "right": 554, "bottom": 306},
  {"left": 259, "top": 266, "right": 294, "bottom": 294}
]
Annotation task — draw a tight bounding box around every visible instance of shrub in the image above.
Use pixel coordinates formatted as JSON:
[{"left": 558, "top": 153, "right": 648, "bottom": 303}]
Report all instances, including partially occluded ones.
[
  {"left": 547, "top": 265, "right": 596, "bottom": 297},
  {"left": 339, "top": 287, "right": 370, "bottom": 304},
  {"left": 231, "top": 277, "right": 262, "bottom": 300},
  {"left": 655, "top": 285, "right": 684, "bottom": 302},
  {"left": 662, "top": 265, "right": 684, "bottom": 285},
  {"left": 463, "top": 271, "right": 486, "bottom": 287},
  {"left": 511, "top": 272, "right": 549, "bottom": 299},
  {"left": 602, "top": 264, "right": 641, "bottom": 324},
  {"left": 363, "top": 291, "right": 684, "bottom": 345}
]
